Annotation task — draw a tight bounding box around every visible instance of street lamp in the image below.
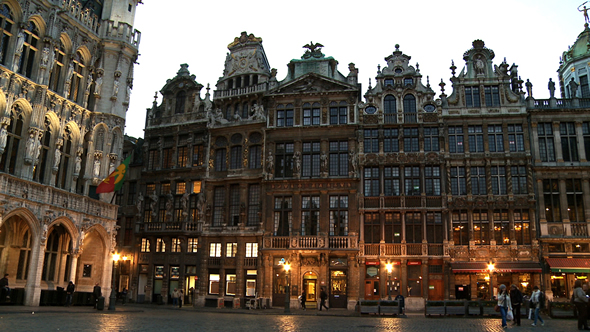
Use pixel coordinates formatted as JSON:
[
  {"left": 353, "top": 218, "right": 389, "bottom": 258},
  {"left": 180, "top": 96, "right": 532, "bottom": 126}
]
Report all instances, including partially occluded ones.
[
  {"left": 284, "top": 262, "right": 291, "bottom": 313},
  {"left": 385, "top": 262, "right": 393, "bottom": 300},
  {"left": 487, "top": 262, "right": 495, "bottom": 301},
  {"left": 108, "top": 253, "right": 121, "bottom": 310}
]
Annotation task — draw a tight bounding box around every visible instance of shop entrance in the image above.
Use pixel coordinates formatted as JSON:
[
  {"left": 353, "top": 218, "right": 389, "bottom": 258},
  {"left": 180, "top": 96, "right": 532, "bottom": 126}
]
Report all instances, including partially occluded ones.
[
  {"left": 365, "top": 280, "right": 380, "bottom": 300},
  {"left": 428, "top": 279, "right": 444, "bottom": 301},
  {"left": 455, "top": 284, "right": 471, "bottom": 300},
  {"left": 303, "top": 271, "right": 318, "bottom": 308}
]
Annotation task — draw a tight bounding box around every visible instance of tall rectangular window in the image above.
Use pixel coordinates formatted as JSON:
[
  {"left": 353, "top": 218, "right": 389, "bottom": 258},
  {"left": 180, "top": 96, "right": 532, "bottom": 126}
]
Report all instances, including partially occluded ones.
[
  {"left": 303, "top": 103, "right": 320, "bottom": 126},
  {"left": 302, "top": 141, "right": 321, "bottom": 178},
  {"left": 452, "top": 210, "right": 468, "bottom": 245},
  {"left": 364, "top": 167, "right": 380, "bottom": 197},
  {"left": 127, "top": 181, "right": 137, "bottom": 205},
  {"left": 329, "top": 101, "right": 348, "bottom": 125},
  {"left": 491, "top": 166, "right": 507, "bottom": 195},
  {"left": 473, "top": 210, "right": 489, "bottom": 245},
  {"left": 329, "top": 195, "right": 348, "bottom": 236},
  {"left": 384, "top": 212, "right": 402, "bottom": 243},
  {"left": 493, "top": 210, "right": 510, "bottom": 245},
  {"left": 426, "top": 212, "right": 443, "bottom": 243},
  {"left": 508, "top": 124, "right": 525, "bottom": 152},
  {"left": 484, "top": 86, "right": 500, "bottom": 106},
  {"left": 364, "top": 129, "right": 379, "bottom": 153},
  {"left": 215, "top": 149, "right": 227, "bottom": 171},
  {"left": 424, "top": 166, "right": 440, "bottom": 196},
  {"left": 230, "top": 146, "right": 242, "bottom": 169},
  {"left": 274, "top": 196, "right": 292, "bottom": 236},
  {"left": 163, "top": 148, "right": 173, "bottom": 169},
  {"left": 424, "top": 127, "right": 439, "bottom": 152},
  {"left": 213, "top": 187, "right": 226, "bottom": 227},
  {"left": 511, "top": 166, "right": 527, "bottom": 195},
  {"left": 364, "top": 212, "right": 381, "bottom": 243},
  {"left": 543, "top": 179, "right": 561, "bottom": 222},
  {"left": 514, "top": 210, "right": 531, "bottom": 245},
  {"left": 148, "top": 150, "right": 159, "bottom": 170},
  {"left": 276, "top": 104, "right": 294, "bottom": 127},
  {"left": 141, "top": 238, "right": 150, "bottom": 252},
  {"left": 249, "top": 145, "right": 261, "bottom": 169},
  {"left": 245, "top": 243, "right": 258, "bottom": 257},
  {"left": 177, "top": 146, "right": 188, "bottom": 168},
  {"left": 468, "top": 125, "right": 484, "bottom": 152},
  {"left": 538, "top": 123, "right": 555, "bottom": 162},
  {"left": 448, "top": 126, "right": 464, "bottom": 153},
  {"left": 329, "top": 140, "right": 348, "bottom": 176},
  {"left": 301, "top": 196, "right": 320, "bottom": 236},
  {"left": 171, "top": 238, "right": 181, "bottom": 252},
  {"left": 156, "top": 238, "right": 166, "bottom": 252},
  {"left": 383, "top": 129, "right": 399, "bottom": 153},
  {"left": 581, "top": 75, "right": 590, "bottom": 98},
  {"left": 229, "top": 185, "right": 240, "bottom": 226},
  {"left": 560, "top": 122, "right": 579, "bottom": 162},
  {"left": 403, "top": 128, "right": 419, "bottom": 152},
  {"left": 450, "top": 166, "right": 467, "bottom": 195},
  {"left": 471, "top": 167, "right": 486, "bottom": 195},
  {"left": 465, "top": 86, "right": 481, "bottom": 107},
  {"left": 404, "top": 166, "right": 421, "bottom": 196},
  {"left": 566, "top": 179, "right": 585, "bottom": 222},
  {"left": 192, "top": 145, "right": 204, "bottom": 166},
  {"left": 187, "top": 238, "right": 198, "bottom": 253},
  {"left": 209, "top": 243, "right": 221, "bottom": 257},
  {"left": 247, "top": 184, "right": 260, "bottom": 226},
  {"left": 487, "top": 125, "right": 504, "bottom": 152},
  {"left": 275, "top": 143, "right": 294, "bottom": 178},
  {"left": 405, "top": 212, "right": 422, "bottom": 243},
  {"left": 226, "top": 243, "right": 237, "bottom": 257},
  {"left": 384, "top": 166, "right": 400, "bottom": 196}
]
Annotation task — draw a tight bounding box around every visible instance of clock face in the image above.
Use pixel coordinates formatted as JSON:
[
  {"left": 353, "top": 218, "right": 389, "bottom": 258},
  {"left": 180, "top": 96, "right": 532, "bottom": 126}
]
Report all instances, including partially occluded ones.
[
  {"left": 365, "top": 106, "right": 377, "bottom": 114},
  {"left": 394, "top": 68, "right": 402, "bottom": 74},
  {"left": 424, "top": 104, "right": 436, "bottom": 112}
]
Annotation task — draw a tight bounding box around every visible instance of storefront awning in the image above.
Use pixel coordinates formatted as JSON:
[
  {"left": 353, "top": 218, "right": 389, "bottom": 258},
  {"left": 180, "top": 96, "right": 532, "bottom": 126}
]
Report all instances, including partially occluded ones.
[
  {"left": 451, "top": 261, "right": 542, "bottom": 273},
  {"left": 546, "top": 258, "right": 590, "bottom": 273}
]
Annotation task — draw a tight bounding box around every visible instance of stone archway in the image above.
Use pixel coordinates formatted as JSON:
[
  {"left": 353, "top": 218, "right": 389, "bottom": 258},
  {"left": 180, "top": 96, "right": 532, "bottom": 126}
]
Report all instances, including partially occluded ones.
[{"left": 76, "top": 226, "right": 108, "bottom": 293}]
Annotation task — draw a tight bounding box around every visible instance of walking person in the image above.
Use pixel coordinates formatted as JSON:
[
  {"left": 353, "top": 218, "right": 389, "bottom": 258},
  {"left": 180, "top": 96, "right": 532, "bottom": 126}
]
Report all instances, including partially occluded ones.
[
  {"left": 584, "top": 283, "right": 590, "bottom": 328},
  {"left": 319, "top": 287, "right": 328, "bottom": 311},
  {"left": 178, "top": 289, "right": 184, "bottom": 308},
  {"left": 0, "top": 273, "right": 10, "bottom": 302},
  {"left": 65, "top": 281, "right": 75, "bottom": 307},
  {"left": 510, "top": 284, "right": 523, "bottom": 326},
  {"left": 497, "top": 284, "right": 512, "bottom": 329},
  {"left": 530, "top": 286, "right": 545, "bottom": 327},
  {"left": 121, "top": 288, "right": 127, "bottom": 305},
  {"left": 300, "top": 289, "right": 306, "bottom": 311},
  {"left": 171, "top": 288, "right": 179, "bottom": 306},
  {"left": 573, "top": 280, "right": 590, "bottom": 330},
  {"left": 92, "top": 283, "right": 102, "bottom": 309}
]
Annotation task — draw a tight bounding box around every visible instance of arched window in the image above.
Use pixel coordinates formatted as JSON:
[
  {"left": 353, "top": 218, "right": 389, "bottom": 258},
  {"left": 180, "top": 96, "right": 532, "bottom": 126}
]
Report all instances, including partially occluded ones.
[
  {"left": 95, "top": 128, "right": 105, "bottom": 151},
  {"left": 234, "top": 103, "right": 241, "bottom": 119},
  {"left": 56, "top": 133, "right": 73, "bottom": 189},
  {"left": 18, "top": 21, "right": 40, "bottom": 78},
  {"left": 229, "top": 134, "right": 242, "bottom": 169},
  {"left": 403, "top": 94, "right": 417, "bottom": 123},
  {"left": 69, "top": 51, "right": 85, "bottom": 103},
  {"left": 0, "top": 111, "right": 23, "bottom": 174},
  {"left": 384, "top": 95, "right": 396, "bottom": 124},
  {"left": 49, "top": 43, "right": 65, "bottom": 92},
  {"left": 0, "top": 4, "right": 15, "bottom": 65},
  {"left": 242, "top": 102, "right": 249, "bottom": 119},
  {"left": 175, "top": 91, "right": 186, "bottom": 114},
  {"left": 16, "top": 230, "right": 31, "bottom": 280},
  {"left": 111, "top": 131, "right": 119, "bottom": 154},
  {"left": 33, "top": 124, "right": 52, "bottom": 184}
]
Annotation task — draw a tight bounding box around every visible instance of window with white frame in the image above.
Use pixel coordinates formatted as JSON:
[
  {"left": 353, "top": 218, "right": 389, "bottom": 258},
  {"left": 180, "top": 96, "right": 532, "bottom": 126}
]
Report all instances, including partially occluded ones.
[
  {"left": 226, "top": 242, "right": 237, "bottom": 257},
  {"left": 245, "top": 243, "right": 258, "bottom": 257}
]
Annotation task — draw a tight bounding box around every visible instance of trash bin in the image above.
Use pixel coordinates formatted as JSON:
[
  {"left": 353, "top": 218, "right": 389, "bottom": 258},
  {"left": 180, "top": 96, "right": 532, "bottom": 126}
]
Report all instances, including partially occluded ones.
[{"left": 97, "top": 296, "right": 105, "bottom": 310}]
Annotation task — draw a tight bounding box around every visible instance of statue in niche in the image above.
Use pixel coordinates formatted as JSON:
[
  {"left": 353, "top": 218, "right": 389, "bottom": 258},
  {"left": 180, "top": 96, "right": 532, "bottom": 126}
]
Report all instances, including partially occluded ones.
[
  {"left": 196, "top": 192, "right": 206, "bottom": 219},
  {"left": 181, "top": 191, "right": 189, "bottom": 215},
  {"left": 75, "top": 155, "right": 82, "bottom": 174},
  {"left": 86, "top": 74, "right": 93, "bottom": 93},
  {"left": 95, "top": 75, "right": 103, "bottom": 95},
  {"left": 320, "top": 152, "right": 328, "bottom": 172},
  {"left": 266, "top": 151, "right": 274, "bottom": 174},
  {"left": 349, "top": 149, "right": 359, "bottom": 175},
  {"left": 66, "top": 63, "right": 74, "bottom": 82},
  {"left": 125, "top": 84, "right": 132, "bottom": 103},
  {"left": 136, "top": 193, "right": 144, "bottom": 215},
  {"left": 569, "top": 78, "right": 579, "bottom": 98},
  {"left": 233, "top": 111, "right": 242, "bottom": 122},
  {"left": 93, "top": 158, "right": 101, "bottom": 177},
  {"left": 0, "top": 125, "right": 7, "bottom": 151},
  {"left": 293, "top": 151, "right": 301, "bottom": 174},
  {"left": 53, "top": 148, "right": 61, "bottom": 168},
  {"left": 15, "top": 30, "right": 24, "bottom": 55},
  {"left": 41, "top": 47, "right": 50, "bottom": 66},
  {"left": 475, "top": 55, "right": 485, "bottom": 75},
  {"left": 25, "top": 133, "right": 35, "bottom": 160},
  {"left": 249, "top": 104, "right": 266, "bottom": 121},
  {"left": 113, "top": 79, "right": 120, "bottom": 96},
  {"left": 150, "top": 192, "right": 158, "bottom": 216}
]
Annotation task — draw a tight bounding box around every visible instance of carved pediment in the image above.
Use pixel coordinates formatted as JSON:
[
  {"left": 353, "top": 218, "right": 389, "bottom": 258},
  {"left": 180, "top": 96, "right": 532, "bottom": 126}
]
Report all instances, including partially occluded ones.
[{"left": 273, "top": 74, "right": 354, "bottom": 94}]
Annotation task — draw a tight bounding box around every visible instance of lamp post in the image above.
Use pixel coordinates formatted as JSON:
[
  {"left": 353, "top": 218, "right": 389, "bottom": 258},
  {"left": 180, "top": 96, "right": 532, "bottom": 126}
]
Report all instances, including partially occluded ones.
[
  {"left": 386, "top": 262, "right": 393, "bottom": 300},
  {"left": 108, "top": 253, "right": 120, "bottom": 310},
  {"left": 284, "top": 262, "right": 291, "bottom": 313},
  {"left": 487, "top": 262, "right": 495, "bottom": 301}
]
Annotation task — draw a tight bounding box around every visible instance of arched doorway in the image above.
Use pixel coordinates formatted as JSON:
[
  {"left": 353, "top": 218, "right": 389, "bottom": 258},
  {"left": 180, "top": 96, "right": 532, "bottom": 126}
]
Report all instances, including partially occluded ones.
[
  {"left": 0, "top": 215, "right": 34, "bottom": 304},
  {"left": 302, "top": 271, "right": 317, "bottom": 309},
  {"left": 77, "top": 228, "right": 106, "bottom": 292},
  {"left": 41, "top": 225, "right": 73, "bottom": 288}
]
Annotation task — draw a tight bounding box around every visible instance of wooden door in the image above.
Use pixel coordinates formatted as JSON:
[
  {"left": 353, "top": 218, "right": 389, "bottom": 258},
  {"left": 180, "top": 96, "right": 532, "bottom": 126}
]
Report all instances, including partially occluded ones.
[
  {"left": 428, "top": 279, "right": 444, "bottom": 301},
  {"left": 365, "top": 280, "right": 380, "bottom": 300}
]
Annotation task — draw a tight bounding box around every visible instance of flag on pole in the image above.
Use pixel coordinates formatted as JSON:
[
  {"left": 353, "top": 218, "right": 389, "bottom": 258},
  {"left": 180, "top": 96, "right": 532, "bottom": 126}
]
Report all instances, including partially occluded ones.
[{"left": 96, "top": 155, "right": 132, "bottom": 194}]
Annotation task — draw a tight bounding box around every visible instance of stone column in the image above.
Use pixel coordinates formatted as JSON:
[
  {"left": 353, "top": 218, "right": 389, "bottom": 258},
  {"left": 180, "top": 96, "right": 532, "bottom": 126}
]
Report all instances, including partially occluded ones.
[
  {"left": 69, "top": 252, "right": 80, "bottom": 283},
  {"left": 576, "top": 122, "right": 586, "bottom": 162},
  {"left": 24, "top": 236, "right": 46, "bottom": 306},
  {"left": 553, "top": 121, "right": 564, "bottom": 162}
]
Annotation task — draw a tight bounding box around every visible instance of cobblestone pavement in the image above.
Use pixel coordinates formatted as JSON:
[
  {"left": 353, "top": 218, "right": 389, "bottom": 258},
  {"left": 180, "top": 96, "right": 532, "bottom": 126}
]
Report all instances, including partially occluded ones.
[{"left": 0, "top": 305, "right": 581, "bottom": 332}]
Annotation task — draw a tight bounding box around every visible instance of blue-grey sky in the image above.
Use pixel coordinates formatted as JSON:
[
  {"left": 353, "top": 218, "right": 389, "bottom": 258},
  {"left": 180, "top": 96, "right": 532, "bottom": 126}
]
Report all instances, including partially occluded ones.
[{"left": 126, "top": 0, "right": 585, "bottom": 138}]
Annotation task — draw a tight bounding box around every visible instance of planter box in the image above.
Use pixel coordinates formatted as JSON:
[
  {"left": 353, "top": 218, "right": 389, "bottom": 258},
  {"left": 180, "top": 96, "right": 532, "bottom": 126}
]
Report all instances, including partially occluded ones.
[
  {"left": 467, "top": 301, "right": 481, "bottom": 315},
  {"left": 445, "top": 301, "right": 466, "bottom": 316},
  {"left": 481, "top": 301, "right": 500, "bottom": 316},
  {"left": 360, "top": 301, "right": 379, "bottom": 315},
  {"left": 379, "top": 301, "right": 399, "bottom": 315},
  {"left": 425, "top": 302, "right": 445, "bottom": 316},
  {"left": 549, "top": 302, "right": 576, "bottom": 318}
]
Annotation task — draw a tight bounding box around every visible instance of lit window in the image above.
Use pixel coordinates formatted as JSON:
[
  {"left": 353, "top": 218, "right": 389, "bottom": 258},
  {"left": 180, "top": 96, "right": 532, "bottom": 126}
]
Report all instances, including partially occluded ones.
[
  {"left": 246, "top": 243, "right": 258, "bottom": 257},
  {"left": 209, "top": 243, "right": 221, "bottom": 257},
  {"left": 226, "top": 242, "right": 237, "bottom": 257},
  {"left": 187, "top": 238, "right": 198, "bottom": 253}
]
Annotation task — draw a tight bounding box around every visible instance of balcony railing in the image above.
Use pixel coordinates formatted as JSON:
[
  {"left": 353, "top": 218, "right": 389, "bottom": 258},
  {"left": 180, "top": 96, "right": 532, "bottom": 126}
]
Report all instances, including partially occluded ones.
[
  {"left": 213, "top": 82, "right": 268, "bottom": 98},
  {"left": 244, "top": 258, "right": 258, "bottom": 267},
  {"left": 140, "top": 221, "right": 203, "bottom": 232},
  {"left": 384, "top": 114, "right": 397, "bottom": 124},
  {"left": 363, "top": 243, "right": 447, "bottom": 257},
  {"left": 264, "top": 235, "right": 358, "bottom": 250},
  {"left": 404, "top": 112, "right": 417, "bottom": 123},
  {"left": 571, "top": 222, "right": 589, "bottom": 237},
  {"left": 364, "top": 196, "right": 442, "bottom": 209}
]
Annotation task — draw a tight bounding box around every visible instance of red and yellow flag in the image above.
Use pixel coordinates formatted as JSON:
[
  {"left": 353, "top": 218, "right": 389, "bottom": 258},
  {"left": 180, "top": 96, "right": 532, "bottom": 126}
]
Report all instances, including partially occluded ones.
[{"left": 96, "top": 155, "right": 132, "bottom": 194}]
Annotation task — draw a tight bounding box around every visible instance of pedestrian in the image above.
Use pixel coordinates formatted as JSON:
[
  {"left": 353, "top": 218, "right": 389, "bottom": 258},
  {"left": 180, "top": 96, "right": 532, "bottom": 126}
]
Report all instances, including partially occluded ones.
[
  {"left": 319, "top": 287, "right": 328, "bottom": 311},
  {"left": 172, "top": 288, "right": 179, "bottom": 306},
  {"left": 584, "top": 283, "right": 590, "bottom": 328},
  {"left": 0, "top": 273, "right": 10, "bottom": 302},
  {"left": 92, "top": 282, "right": 102, "bottom": 309},
  {"left": 530, "top": 285, "right": 545, "bottom": 327},
  {"left": 510, "top": 284, "right": 523, "bottom": 326},
  {"left": 300, "top": 289, "right": 306, "bottom": 310},
  {"left": 573, "top": 280, "right": 590, "bottom": 330},
  {"left": 178, "top": 289, "right": 184, "bottom": 308},
  {"left": 121, "top": 288, "right": 127, "bottom": 305},
  {"left": 65, "top": 281, "right": 75, "bottom": 307},
  {"left": 497, "top": 284, "right": 512, "bottom": 329}
]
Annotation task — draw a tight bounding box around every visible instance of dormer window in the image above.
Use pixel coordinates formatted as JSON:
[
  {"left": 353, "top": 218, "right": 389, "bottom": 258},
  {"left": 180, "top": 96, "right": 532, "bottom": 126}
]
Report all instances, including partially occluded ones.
[
  {"left": 484, "top": 86, "right": 500, "bottom": 107},
  {"left": 384, "top": 79, "right": 394, "bottom": 87},
  {"left": 175, "top": 91, "right": 186, "bottom": 114},
  {"left": 404, "top": 78, "right": 413, "bottom": 86},
  {"left": 465, "top": 87, "right": 481, "bottom": 107}
]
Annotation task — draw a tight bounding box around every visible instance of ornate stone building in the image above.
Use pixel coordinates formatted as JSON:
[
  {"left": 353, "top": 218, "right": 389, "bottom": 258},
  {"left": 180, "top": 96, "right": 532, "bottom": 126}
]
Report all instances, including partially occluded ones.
[{"left": 0, "top": 0, "right": 140, "bottom": 306}]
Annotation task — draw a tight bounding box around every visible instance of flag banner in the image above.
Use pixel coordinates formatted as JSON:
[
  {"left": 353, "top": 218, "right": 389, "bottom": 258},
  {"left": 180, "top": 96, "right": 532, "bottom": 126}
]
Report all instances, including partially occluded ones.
[{"left": 96, "top": 155, "right": 132, "bottom": 194}]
